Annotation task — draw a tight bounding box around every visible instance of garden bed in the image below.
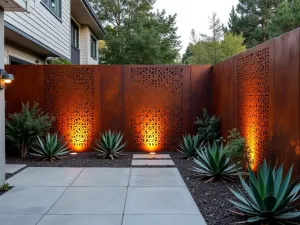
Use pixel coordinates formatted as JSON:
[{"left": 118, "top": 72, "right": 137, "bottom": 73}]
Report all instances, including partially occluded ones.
[
  {"left": 170, "top": 152, "right": 300, "bottom": 225},
  {"left": 6, "top": 152, "right": 133, "bottom": 168},
  {"left": 170, "top": 152, "right": 243, "bottom": 225}
]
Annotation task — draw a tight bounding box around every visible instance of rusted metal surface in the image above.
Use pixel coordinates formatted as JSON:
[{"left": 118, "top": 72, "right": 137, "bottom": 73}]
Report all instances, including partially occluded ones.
[
  {"left": 273, "top": 29, "right": 300, "bottom": 176},
  {"left": 191, "top": 65, "right": 212, "bottom": 134},
  {"left": 5, "top": 65, "right": 211, "bottom": 153},
  {"left": 122, "top": 65, "right": 191, "bottom": 152},
  {"left": 212, "top": 28, "right": 300, "bottom": 177}
]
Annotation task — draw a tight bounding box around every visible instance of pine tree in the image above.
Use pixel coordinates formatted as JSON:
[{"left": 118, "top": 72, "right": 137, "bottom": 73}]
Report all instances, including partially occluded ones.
[
  {"left": 267, "top": 0, "right": 300, "bottom": 38},
  {"left": 201, "top": 12, "right": 223, "bottom": 64},
  {"left": 228, "top": 0, "right": 283, "bottom": 48}
]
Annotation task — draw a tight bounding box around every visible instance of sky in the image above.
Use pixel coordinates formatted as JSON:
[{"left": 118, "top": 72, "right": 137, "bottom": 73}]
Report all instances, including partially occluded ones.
[{"left": 154, "top": 0, "right": 239, "bottom": 55}]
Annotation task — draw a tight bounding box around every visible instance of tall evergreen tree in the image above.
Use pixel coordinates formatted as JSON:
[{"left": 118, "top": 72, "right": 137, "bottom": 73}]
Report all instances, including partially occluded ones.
[
  {"left": 267, "top": 0, "right": 300, "bottom": 38},
  {"left": 228, "top": 0, "right": 283, "bottom": 48},
  {"left": 201, "top": 12, "right": 223, "bottom": 64},
  {"left": 182, "top": 13, "right": 246, "bottom": 65}
]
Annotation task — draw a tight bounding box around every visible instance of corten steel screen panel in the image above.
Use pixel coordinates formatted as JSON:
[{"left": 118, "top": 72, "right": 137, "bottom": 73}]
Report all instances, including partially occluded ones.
[
  {"left": 212, "top": 28, "right": 300, "bottom": 177},
  {"left": 123, "top": 65, "right": 191, "bottom": 152},
  {"left": 43, "top": 66, "right": 101, "bottom": 152},
  {"left": 234, "top": 42, "right": 274, "bottom": 170},
  {"left": 5, "top": 65, "right": 211, "bottom": 153}
]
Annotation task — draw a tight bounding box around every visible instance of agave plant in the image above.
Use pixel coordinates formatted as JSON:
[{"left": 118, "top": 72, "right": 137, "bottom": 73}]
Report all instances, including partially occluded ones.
[
  {"left": 31, "top": 133, "right": 70, "bottom": 161},
  {"left": 191, "top": 141, "right": 240, "bottom": 182},
  {"left": 177, "top": 134, "right": 204, "bottom": 159},
  {"left": 93, "top": 130, "right": 128, "bottom": 159},
  {"left": 229, "top": 161, "right": 300, "bottom": 225}
]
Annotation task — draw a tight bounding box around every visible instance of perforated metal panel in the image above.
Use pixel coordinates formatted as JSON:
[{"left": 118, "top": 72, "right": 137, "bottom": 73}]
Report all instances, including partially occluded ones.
[
  {"left": 236, "top": 47, "right": 272, "bottom": 167},
  {"left": 123, "top": 66, "right": 191, "bottom": 151},
  {"left": 44, "top": 66, "right": 95, "bottom": 151}
]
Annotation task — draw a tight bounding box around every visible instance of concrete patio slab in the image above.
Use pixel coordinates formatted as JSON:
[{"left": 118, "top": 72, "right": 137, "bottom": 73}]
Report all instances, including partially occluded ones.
[
  {"left": 123, "top": 215, "right": 206, "bottom": 225},
  {"left": 37, "top": 215, "right": 122, "bottom": 225},
  {"left": 48, "top": 187, "right": 127, "bottom": 215},
  {"left": 131, "top": 168, "right": 181, "bottom": 177},
  {"left": 72, "top": 168, "right": 130, "bottom": 187},
  {"left": 133, "top": 154, "right": 171, "bottom": 159},
  {"left": 5, "top": 164, "right": 27, "bottom": 174},
  {"left": 131, "top": 160, "right": 175, "bottom": 166},
  {"left": 0, "top": 187, "right": 66, "bottom": 214},
  {"left": 7, "top": 167, "right": 84, "bottom": 187},
  {"left": 125, "top": 187, "right": 200, "bottom": 215},
  {"left": 129, "top": 175, "right": 185, "bottom": 187},
  {"left": 0, "top": 215, "right": 42, "bottom": 225}
]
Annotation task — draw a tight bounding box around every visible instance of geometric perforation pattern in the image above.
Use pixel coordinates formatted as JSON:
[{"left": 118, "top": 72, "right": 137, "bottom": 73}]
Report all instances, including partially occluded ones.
[
  {"left": 129, "top": 67, "right": 185, "bottom": 150},
  {"left": 44, "top": 67, "right": 95, "bottom": 150},
  {"left": 236, "top": 47, "right": 270, "bottom": 166}
]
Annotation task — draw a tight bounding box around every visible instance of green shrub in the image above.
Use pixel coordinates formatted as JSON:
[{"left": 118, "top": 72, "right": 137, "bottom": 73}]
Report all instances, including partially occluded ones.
[
  {"left": 224, "top": 128, "right": 252, "bottom": 172},
  {"left": 31, "top": 133, "right": 70, "bottom": 161},
  {"left": 195, "top": 109, "right": 220, "bottom": 143},
  {"left": 177, "top": 134, "right": 204, "bottom": 160},
  {"left": 93, "top": 130, "right": 128, "bottom": 159},
  {"left": 229, "top": 161, "right": 300, "bottom": 224},
  {"left": 5, "top": 102, "right": 54, "bottom": 158},
  {"left": 191, "top": 141, "right": 240, "bottom": 182},
  {"left": 47, "top": 57, "right": 72, "bottom": 65}
]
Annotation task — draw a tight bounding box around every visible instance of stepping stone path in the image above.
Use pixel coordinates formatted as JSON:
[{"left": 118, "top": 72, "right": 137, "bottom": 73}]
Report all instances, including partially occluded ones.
[
  {"left": 1, "top": 167, "right": 206, "bottom": 225},
  {"left": 131, "top": 154, "right": 175, "bottom": 166}
]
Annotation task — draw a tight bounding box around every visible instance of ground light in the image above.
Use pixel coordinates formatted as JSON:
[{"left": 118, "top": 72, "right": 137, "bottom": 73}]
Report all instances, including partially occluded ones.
[
  {"left": 70, "top": 152, "right": 78, "bottom": 155},
  {"left": 149, "top": 152, "right": 156, "bottom": 155}
]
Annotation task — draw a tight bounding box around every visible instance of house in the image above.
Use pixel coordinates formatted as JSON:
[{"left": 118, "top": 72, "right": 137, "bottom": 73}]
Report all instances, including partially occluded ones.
[{"left": 3, "top": 0, "right": 105, "bottom": 65}]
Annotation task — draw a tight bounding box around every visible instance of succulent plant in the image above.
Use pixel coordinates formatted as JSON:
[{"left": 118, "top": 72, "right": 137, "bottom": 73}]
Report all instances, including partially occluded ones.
[
  {"left": 177, "top": 134, "right": 204, "bottom": 159},
  {"left": 0, "top": 183, "right": 10, "bottom": 192},
  {"left": 31, "top": 133, "right": 70, "bottom": 161},
  {"left": 229, "top": 160, "right": 300, "bottom": 224},
  {"left": 191, "top": 141, "right": 240, "bottom": 182},
  {"left": 93, "top": 130, "right": 128, "bottom": 159}
]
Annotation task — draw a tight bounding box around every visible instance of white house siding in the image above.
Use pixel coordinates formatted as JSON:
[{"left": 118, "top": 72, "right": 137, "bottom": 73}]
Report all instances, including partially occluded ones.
[
  {"left": 4, "top": 0, "right": 71, "bottom": 60},
  {"left": 4, "top": 42, "right": 45, "bottom": 64},
  {"left": 79, "top": 25, "right": 98, "bottom": 65}
]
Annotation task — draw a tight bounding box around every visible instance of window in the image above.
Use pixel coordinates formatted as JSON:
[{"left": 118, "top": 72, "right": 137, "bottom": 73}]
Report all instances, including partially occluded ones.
[
  {"left": 42, "top": 0, "right": 61, "bottom": 17},
  {"left": 71, "top": 20, "right": 79, "bottom": 49},
  {"left": 90, "top": 35, "right": 97, "bottom": 59}
]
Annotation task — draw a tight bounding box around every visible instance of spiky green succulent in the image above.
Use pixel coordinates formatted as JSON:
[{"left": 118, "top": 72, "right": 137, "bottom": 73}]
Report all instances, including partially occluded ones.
[
  {"left": 0, "top": 183, "right": 10, "bottom": 192},
  {"left": 229, "top": 160, "right": 300, "bottom": 224},
  {"left": 93, "top": 130, "right": 128, "bottom": 159},
  {"left": 191, "top": 141, "right": 240, "bottom": 182},
  {"left": 177, "top": 134, "right": 204, "bottom": 159},
  {"left": 31, "top": 133, "right": 70, "bottom": 161}
]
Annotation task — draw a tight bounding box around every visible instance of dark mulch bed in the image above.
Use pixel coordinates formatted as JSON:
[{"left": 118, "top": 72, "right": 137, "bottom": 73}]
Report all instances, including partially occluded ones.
[
  {"left": 170, "top": 152, "right": 300, "bottom": 225},
  {"left": 6, "top": 152, "right": 133, "bottom": 167},
  {"left": 170, "top": 152, "right": 243, "bottom": 225}
]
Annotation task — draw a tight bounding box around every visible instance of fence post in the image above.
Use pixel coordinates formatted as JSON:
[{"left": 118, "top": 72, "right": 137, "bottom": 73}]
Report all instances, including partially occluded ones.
[{"left": 0, "top": 7, "right": 5, "bottom": 186}]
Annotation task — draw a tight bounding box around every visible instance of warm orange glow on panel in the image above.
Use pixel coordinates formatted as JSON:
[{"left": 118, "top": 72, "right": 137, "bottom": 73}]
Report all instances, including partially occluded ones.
[
  {"left": 135, "top": 108, "right": 167, "bottom": 152},
  {"left": 290, "top": 140, "right": 300, "bottom": 156},
  {"left": 58, "top": 115, "right": 93, "bottom": 152},
  {"left": 69, "top": 118, "right": 92, "bottom": 151}
]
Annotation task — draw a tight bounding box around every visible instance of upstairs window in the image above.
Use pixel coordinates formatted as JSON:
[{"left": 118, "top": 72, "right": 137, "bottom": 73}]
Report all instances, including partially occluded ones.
[
  {"left": 71, "top": 20, "right": 79, "bottom": 49},
  {"left": 91, "top": 35, "right": 97, "bottom": 59},
  {"left": 42, "top": 0, "right": 61, "bottom": 17}
]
